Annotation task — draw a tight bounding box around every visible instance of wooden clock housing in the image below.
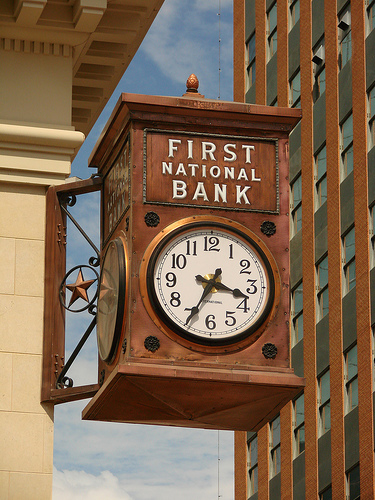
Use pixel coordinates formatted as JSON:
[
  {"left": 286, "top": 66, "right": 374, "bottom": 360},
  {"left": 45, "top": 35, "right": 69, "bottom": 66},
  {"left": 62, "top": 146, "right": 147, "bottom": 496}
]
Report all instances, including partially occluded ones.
[{"left": 81, "top": 91, "right": 305, "bottom": 431}]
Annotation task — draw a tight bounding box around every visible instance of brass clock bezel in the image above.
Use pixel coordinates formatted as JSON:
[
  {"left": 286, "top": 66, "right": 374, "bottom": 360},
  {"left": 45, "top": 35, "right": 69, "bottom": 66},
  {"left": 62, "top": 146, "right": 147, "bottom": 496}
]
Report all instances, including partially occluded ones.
[
  {"left": 97, "top": 236, "right": 127, "bottom": 364},
  {"left": 140, "top": 215, "right": 281, "bottom": 353}
]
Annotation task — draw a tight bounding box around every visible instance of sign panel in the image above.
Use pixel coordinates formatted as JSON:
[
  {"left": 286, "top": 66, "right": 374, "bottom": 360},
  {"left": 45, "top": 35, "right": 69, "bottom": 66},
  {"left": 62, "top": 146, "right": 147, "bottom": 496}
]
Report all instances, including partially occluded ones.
[
  {"left": 103, "top": 141, "right": 130, "bottom": 244},
  {"left": 144, "top": 130, "right": 279, "bottom": 213}
]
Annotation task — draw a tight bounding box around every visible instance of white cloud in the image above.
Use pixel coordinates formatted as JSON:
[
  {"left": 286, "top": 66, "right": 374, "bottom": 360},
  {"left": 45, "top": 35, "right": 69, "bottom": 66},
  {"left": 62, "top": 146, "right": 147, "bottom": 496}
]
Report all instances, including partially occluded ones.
[
  {"left": 53, "top": 468, "right": 134, "bottom": 500},
  {"left": 54, "top": 401, "right": 234, "bottom": 499}
]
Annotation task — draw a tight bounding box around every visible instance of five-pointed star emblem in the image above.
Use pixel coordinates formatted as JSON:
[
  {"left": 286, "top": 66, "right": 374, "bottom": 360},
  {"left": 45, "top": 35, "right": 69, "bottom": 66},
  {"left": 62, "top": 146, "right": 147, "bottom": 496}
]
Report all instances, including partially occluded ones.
[{"left": 66, "top": 268, "right": 96, "bottom": 307}]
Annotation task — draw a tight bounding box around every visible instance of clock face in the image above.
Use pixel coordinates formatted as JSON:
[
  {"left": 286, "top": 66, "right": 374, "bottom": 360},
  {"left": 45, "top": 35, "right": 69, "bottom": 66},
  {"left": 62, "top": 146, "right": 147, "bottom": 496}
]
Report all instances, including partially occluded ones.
[
  {"left": 144, "top": 218, "right": 276, "bottom": 346},
  {"left": 97, "top": 237, "right": 126, "bottom": 363}
]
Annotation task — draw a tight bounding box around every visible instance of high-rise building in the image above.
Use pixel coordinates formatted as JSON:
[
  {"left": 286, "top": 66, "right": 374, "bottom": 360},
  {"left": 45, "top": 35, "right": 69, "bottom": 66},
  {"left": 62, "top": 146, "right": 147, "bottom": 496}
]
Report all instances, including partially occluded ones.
[{"left": 233, "top": 2, "right": 374, "bottom": 499}]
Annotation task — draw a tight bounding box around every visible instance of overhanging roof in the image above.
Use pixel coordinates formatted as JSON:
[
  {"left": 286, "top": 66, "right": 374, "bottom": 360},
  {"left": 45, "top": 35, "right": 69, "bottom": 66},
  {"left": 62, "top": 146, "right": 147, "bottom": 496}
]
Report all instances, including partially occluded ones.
[{"left": 0, "top": 0, "right": 164, "bottom": 136}]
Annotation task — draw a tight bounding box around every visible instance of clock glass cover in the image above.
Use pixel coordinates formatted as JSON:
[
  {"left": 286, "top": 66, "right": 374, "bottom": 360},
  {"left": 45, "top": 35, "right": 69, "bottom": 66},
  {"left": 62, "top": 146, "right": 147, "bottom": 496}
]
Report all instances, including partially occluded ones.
[
  {"left": 145, "top": 219, "right": 276, "bottom": 346},
  {"left": 97, "top": 237, "right": 126, "bottom": 363}
]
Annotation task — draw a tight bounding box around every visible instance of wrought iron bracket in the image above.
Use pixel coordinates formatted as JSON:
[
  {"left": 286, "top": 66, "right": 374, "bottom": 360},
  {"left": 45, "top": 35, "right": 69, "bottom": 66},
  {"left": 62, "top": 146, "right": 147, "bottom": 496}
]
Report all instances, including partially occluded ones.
[{"left": 42, "top": 175, "right": 102, "bottom": 404}]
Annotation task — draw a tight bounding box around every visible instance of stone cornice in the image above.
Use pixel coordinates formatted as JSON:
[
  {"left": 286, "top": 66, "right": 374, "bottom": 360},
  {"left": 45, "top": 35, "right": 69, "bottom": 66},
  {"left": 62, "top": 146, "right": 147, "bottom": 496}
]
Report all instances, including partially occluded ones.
[
  {"left": 0, "top": 38, "right": 72, "bottom": 57},
  {"left": 0, "top": 123, "right": 85, "bottom": 186},
  {"left": 0, "top": 0, "right": 165, "bottom": 136}
]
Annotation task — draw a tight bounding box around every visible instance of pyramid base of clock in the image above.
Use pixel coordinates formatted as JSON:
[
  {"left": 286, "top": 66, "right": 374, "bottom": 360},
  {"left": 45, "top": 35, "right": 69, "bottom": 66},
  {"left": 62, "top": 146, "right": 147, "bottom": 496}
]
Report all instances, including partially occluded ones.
[{"left": 82, "top": 361, "right": 305, "bottom": 431}]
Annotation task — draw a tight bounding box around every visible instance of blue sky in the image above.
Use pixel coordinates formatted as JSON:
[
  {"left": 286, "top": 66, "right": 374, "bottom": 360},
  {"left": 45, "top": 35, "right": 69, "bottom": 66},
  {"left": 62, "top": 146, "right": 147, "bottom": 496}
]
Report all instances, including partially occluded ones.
[{"left": 53, "top": 1, "right": 235, "bottom": 499}]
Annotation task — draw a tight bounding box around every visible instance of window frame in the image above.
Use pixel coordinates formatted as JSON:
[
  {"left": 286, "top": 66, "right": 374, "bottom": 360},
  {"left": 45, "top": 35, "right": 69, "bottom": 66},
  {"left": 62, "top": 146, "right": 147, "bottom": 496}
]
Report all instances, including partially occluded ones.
[
  {"left": 289, "top": 69, "right": 301, "bottom": 108},
  {"left": 316, "top": 255, "right": 329, "bottom": 321},
  {"left": 366, "top": 0, "right": 375, "bottom": 36},
  {"left": 344, "top": 344, "right": 358, "bottom": 414},
  {"left": 346, "top": 463, "right": 360, "bottom": 500},
  {"left": 247, "top": 435, "right": 258, "bottom": 497},
  {"left": 338, "top": 8, "right": 352, "bottom": 70},
  {"left": 289, "top": 0, "right": 300, "bottom": 30},
  {"left": 293, "top": 393, "right": 305, "bottom": 458},
  {"left": 342, "top": 226, "right": 356, "bottom": 295},
  {"left": 318, "top": 369, "right": 331, "bottom": 436},
  {"left": 269, "top": 415, "right": 281, "bottom": 478},
  {"left": 319, "top": 485, "right": 332, "bottom": 500},
  {"left": 267, "top": 2, "right": 277, "bottom": 61},
  {"left": 290, "top": 173, "right": 302, "bottom": 237},
  {"left": 315, "top": 145, "right": 327, "bottom": 210},
  {"left": 291, "top": 281, "right": 303, "bottom": 346},
  {"left": 246, "top": 32, "right": 256, "bottom": 91},
  {"left": 370, "top": 203, "right": 375, "bottom": 268},
  {"left": 340, "top": 113, "right": 354, "bottom": 180},
  {"left": 368, "top": 85, "right": 375, "bottom": 151}
]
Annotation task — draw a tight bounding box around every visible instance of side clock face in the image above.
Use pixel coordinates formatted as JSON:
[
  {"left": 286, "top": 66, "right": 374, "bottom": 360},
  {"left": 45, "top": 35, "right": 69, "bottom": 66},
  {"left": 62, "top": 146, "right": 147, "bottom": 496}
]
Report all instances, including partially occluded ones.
[
  {"left": 97, "top": 237, "right": 126, "bottom": 363},
  {"left": 143, "top": 218, "right": 277, "bottom": 347}
]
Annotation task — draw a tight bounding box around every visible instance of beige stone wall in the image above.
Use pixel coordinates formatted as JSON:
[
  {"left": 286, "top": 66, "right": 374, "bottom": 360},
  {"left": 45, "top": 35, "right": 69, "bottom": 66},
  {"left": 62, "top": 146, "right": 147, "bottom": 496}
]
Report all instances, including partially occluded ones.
[
  {"left": 0, "top": 43, "right": 84, "bottom": 499},
  {"left": 0, "top": 182, "right": 53, "bottom": 498}
]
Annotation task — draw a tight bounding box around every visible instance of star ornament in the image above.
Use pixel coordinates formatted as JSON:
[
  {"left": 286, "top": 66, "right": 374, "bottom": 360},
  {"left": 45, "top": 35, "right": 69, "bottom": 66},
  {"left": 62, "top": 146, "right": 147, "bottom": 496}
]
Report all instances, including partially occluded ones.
[{"left": 66, "top": 268, "right": 96, "bottom": 307}]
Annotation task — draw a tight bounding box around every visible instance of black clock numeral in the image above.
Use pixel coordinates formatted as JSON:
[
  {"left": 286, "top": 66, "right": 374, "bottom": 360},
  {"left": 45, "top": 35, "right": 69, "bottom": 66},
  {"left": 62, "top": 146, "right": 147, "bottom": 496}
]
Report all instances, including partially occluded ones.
[
  {"left": 205, "top": 314, "right": 216, "bottom": 330},
  {"left": 204, "top": 236, "right": 220, "bottom": 252},
  {"left": 236, "top": 297, "right": 250, "bottom": 313},
  {"left": 225, "top": 311, "right": 236, "bottom": 327},
  {"left": 246, "top": 279, "right": 258, "bottom": 295},
  {"left": 239, "top": 259, "right": 251, "bottom": 274},
  {"left": 171, "top": 253, "right": 187, "bottom": 269},
  {"left": 186, "top": 240, "right": 197, "bottom": 256},
  {"left": 229, "top": 244, "right": 234, "bottom": 259},
  {"left": 165, "top": 272, "right": 177, "bottom": 287},
  {"left": 170, "top": 291, "right": 181, "bottom": 307}
]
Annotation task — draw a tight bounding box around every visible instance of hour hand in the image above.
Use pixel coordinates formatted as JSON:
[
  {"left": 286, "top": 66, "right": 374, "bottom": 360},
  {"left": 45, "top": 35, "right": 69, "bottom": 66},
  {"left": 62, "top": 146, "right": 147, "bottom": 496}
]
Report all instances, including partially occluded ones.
[
  {"left": 214, "top": 282, "right": 248, "bottom": 298},
  {"left": 195, "top": 275, "right": 247, "bottom": 298}
]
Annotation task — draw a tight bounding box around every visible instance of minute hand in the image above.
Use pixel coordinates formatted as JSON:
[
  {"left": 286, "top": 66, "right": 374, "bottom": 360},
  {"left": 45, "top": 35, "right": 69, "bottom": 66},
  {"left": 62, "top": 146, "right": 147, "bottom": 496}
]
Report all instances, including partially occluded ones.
[
  {"left": 185, "top": 268, "right": 222, "bottom": 325},
  {"left": 195, "top": 275, "right": 248, "bottom": 298}
]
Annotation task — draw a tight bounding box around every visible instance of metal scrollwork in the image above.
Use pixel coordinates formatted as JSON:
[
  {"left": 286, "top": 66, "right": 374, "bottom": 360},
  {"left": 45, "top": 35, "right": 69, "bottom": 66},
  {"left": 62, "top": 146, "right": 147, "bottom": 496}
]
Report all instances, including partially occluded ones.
[
  {"left": 59, "top": 265, "right": 98, "bottom": 313},
  {"left": 55, "top": 190, "right": 101, "bottom": 390}
]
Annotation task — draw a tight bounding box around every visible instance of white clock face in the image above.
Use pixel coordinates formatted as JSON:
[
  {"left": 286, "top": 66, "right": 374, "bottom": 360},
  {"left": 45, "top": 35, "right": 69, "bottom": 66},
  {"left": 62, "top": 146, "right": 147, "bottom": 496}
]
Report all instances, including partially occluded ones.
[{"left": 146, "top": 223, "right": 274, "bottom": 345}]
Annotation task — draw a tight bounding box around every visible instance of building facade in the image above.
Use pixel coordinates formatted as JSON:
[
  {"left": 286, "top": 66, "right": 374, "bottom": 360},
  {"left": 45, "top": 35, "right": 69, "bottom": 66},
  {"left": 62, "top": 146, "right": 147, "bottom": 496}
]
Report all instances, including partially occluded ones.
[{"left": 233, "top": 1, "right": 375, "bottom": 499}]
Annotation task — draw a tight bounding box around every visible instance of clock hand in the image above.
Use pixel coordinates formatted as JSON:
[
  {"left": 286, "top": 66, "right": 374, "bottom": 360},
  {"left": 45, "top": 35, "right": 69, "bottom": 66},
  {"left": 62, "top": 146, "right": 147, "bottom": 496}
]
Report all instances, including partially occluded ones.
[
  {"left": 196, "top": 275, "right": 248, "bottom": 298},
  {"left": 185, "top": 268, "right": 222, "bottom": 325}
]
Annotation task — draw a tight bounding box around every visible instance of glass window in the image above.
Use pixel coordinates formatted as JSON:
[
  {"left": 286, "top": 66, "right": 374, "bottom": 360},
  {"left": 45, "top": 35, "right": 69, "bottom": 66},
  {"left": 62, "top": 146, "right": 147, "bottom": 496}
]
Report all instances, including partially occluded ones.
[
  {"left": 317, "top": 255, "right": 329, "bottom": 320},
  {"left": 313, "top": 66, "right": 326, "bottom": 103},
  {"left": 368, "top": 86, "right": 375, "bottom": 150},
  {"left": 320, "top": 486, "right": 332, "bottom": 500},
  {"left": 247, "top": 435, "right": 258, "bottom": 497},
  {"left": 289, "top": 0, "right": 300, "bottom": 29},
  {"left": 269, "top": 415, "right": 281, "bottom": 478},
  {"left": 313, "top": 40, "right": 326, "bottom": 102},
  {"left": 367, "top": 0, "right": 375, "bottom": 35},
  {"left": 370, "top": 205, "right": 375, "bottom": 268},
  {"left": 342, "top": 227, "right": 356, "bottom": 294},
  {"left": 246, "top": 33, "right": 256, "bottom": 91},
  {"left": 267, "top": 3, "right": 277, "bottom": 60},
  {"left": 290, "top": 70, "right": 301, "bottom": 108},
  {"left": 338, "top": 8, "right": 351, "bottom": 69},
  {"left": 346, "top": 464, "right": 360, "bottom": 500},
  {"left": 315, "top": 145, "right": 327, "bottom": 209},
  {"left": 293, "top": 394, "right": 305, "bottom": 457},
  {"left": 318, "top": 369, "right": 330, "bottom": 436},
  {"left": 291, "top": 282, "right": 303, "bottom": 345},
  {"left": 291, "top": 174, "right": 302, "bottom": 236},
  {"left": 341, "top": 113, "right": 354, "bottom": 179},
  {"left": 345, "top": 345, "right": 358, "bottom": 413}
]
